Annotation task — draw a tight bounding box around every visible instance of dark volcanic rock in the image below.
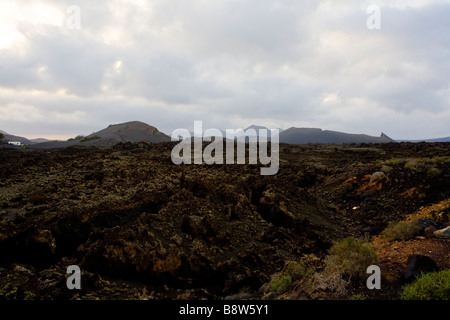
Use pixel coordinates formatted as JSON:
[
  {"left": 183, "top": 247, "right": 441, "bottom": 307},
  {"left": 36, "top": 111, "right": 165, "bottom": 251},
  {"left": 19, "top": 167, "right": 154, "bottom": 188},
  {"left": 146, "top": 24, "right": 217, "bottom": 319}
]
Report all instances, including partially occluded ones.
[
  {"left": 181, "top": 215, "right": 205, "bottom": 238},
  {"left": 1, "top": 142, "right": 449, "bottom": 299},
  {"left": 404, "top": 254, "right": 439, "bottom": 283},
  {"left": 412, "top": 218, "right": 438, "bottom": 236}
]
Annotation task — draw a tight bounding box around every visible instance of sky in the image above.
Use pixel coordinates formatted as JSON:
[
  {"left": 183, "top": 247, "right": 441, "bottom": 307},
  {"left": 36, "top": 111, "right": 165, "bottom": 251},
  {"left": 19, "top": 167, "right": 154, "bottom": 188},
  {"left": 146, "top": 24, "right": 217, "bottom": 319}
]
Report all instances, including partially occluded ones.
[{"left": 0, "top": 0, "right": 449, "bottom": 140}]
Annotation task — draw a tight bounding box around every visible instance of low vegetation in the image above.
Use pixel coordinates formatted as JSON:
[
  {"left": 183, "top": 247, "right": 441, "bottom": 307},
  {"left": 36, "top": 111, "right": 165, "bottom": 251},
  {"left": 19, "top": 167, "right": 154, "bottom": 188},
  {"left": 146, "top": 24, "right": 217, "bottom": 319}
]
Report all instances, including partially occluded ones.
[
  {"left": 382, "top": 156, "right": 447, "bottom": 175},
  {"left": 80, "top": 135, "right": 101, "bottom": 143},
  {"left": 284, "top": 260, "right": 314, "bottom": 281},
  {"left": 380, "top": 165, "right": 393, "bottom": 173},
  {"left": 268, "top": 256, "right": 319, "bottom": 295},
  {"left": 382, "top": 221, "right": 419, "bottom": 241},
  {"left": 68, "top": 135, "right": 85, "bottom": 141},
  {"left": 324, "top": 237, "right": 379, "bottom": 279},
  {"left": 400, "top": 269, "right": 450, "bottom": 300},
  {"left": 269, "top": 274, "right": 292, "bottom": 294},
  {"left": 432, "top": 155, "right": 450, "bottom": 163},
  {"left": 427, "top": 167, "right": 442, "bottom": 177},
  {"left": 1, "top": 142, "right": 448, "bottom": 300}
]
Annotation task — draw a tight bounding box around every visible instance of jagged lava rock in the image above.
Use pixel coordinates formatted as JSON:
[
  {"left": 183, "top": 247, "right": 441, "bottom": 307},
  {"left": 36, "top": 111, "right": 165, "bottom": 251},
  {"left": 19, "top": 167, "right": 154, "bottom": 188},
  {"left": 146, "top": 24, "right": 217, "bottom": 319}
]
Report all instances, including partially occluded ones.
[{"left": 404, "top": 254, "right": 439, "bottom": 283}]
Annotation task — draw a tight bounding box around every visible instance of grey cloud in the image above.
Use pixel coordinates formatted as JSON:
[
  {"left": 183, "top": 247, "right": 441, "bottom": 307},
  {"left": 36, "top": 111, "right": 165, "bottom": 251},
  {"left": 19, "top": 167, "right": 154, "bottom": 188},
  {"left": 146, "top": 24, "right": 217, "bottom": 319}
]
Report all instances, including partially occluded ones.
[{"left": 0, "top": 0, "right": 449, "bottom": 140}]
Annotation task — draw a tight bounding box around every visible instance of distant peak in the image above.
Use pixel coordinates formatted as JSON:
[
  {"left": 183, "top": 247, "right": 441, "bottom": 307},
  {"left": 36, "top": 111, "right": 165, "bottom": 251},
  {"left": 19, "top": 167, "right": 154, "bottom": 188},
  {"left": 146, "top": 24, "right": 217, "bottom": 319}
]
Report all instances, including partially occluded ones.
[
  {"left": 108, "top": 121, "right": 146, "bottom": 127},
  {"left": 380, "top": 132, "right": 394, "bottom": 141},
  {"left": 244, "top": 124, "right": 268, "bottom": 130}
]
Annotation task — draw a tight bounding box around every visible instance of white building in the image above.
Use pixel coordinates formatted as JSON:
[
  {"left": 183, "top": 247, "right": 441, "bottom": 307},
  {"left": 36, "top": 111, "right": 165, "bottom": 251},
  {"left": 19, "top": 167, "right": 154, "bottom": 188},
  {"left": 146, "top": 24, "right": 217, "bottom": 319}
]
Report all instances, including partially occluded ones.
[{"left": 8, "top": 141, "right": 22, "bottom": 146}]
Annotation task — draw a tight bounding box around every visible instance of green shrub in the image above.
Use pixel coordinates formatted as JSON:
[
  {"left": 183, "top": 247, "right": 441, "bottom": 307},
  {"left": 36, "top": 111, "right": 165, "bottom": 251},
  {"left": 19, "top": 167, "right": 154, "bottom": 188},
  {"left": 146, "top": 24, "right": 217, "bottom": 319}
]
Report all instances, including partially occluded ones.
[
  {"left": 80, "top": 135, "right": 100, "bottom": 142},
  {"left": 349, "top": 294, "right": 365, "bottom": 300},
  {"left": 385, "top": 157, "right": 404, "bottom": 165},
  {"left": 68, "top": 135, "right": 85, "bottom": 141},
  {"left": 382, "top": 221, "right": 419, "bottom": 241},
  {"left": 269, "top": 274, "right": 292, "bottom": 294},
  {"left": 400, "top": 269, "right": 450, "bottom": 300},
  {"left": 267, "top": 256, "right": 319, "bottom": 295},
  {"left": 284, "top": 261, "right": 313, "bottom": 281},
  {"left": 325, "top": 237, "right": 379, "bottom": 278},
  {"left": 433, "top": 156, "right": 450, "bottom": 164},
  {"left": 380, "top": 165, "right": 393, "bottom": 173},
  {"left": 404, "top": 159, "right": 418, "bottom": 171},
  {"left": 427, "top": 167, "right": 442, "bottom": 177}
]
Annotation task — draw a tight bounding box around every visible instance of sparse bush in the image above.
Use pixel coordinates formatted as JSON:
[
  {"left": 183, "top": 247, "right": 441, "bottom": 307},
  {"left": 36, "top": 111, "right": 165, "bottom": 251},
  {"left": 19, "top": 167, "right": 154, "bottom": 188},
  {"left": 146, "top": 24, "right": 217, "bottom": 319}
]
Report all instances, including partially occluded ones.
[
  {"left": 404, "top": 157, "right": 436, "bottom": 172},
  {"left": 284, "top": 260, "right": 313, "bottom": 281},
  {"left": 267, "top": 255, "right": 320, "bottom": 295},
  {"left": 68, "top": 135, "right": 84, "bottom": 141},
  {"left": 325, "top": 237, "right": 379, "bottom": 279},
  {"left": 404, "top": 159, "right": 418, "bottom": 171},
  {"left": 433, "top": 156, "right": 450, "bottom": 164},
  {"left": 427, "top": 167, "right": 442, "bottom": 177},
  {"left": 381, "top": 165, "right": 392, "bottom": 173},
  {"left": 268, "top": 258, "right": 317, "bottom": 294},
  {"left": 385, "top": 157, "right": 404, "bottom": 165},
  {"left": 313, "top": 266, "right": 349, "bottom": 297},
  {"left": 269, "top": 274, "right": 292, "bottom": 294},
  {"left": 349, "top": 294, "right": 365, "bottom": 300},
  {"left": 400, "top": 269, "right": 450, "bottom": 300},
  {"left": 80, "top": 135, "right": 100, "bottom": 143},
  {"left": 382, "top": 221, "right": 419, "bottom": 241}
]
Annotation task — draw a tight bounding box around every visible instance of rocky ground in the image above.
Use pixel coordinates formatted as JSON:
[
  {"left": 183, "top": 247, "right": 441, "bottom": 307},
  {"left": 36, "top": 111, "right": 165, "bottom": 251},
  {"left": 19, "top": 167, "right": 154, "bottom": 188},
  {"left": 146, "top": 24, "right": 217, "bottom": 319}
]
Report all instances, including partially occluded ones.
[{"left": 0, "top": 142, "right": 449, "bottom": 300}]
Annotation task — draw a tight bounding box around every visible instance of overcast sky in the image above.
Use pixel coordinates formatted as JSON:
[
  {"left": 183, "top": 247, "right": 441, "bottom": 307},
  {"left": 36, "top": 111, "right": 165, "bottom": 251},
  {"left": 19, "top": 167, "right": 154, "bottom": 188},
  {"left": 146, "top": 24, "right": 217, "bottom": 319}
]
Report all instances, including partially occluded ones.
[{"left": 0, "top": 0, "right": 449, "bottom": 140}]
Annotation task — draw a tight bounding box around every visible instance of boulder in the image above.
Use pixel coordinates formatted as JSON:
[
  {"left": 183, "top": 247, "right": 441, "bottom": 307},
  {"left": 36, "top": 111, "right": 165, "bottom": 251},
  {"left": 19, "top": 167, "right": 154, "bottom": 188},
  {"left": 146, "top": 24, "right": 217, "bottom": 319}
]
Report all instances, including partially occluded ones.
[
  {"left": 412, "top": 218, "right": 438, "bottom": 236},
  {"left": 369, "top": 171, "right": 386, "bottom": 183},
  {"left": 404, "top": 254, "right": 439, "bottom": 283},
  {"left": 433, "top": 226, "right": 450, "bottom": 239},
  {"left": 181, "top": 215, "right": 205, "bottom": 238},
  {"left": 424, "top": 225, "right": 437, "bottom": 238}
]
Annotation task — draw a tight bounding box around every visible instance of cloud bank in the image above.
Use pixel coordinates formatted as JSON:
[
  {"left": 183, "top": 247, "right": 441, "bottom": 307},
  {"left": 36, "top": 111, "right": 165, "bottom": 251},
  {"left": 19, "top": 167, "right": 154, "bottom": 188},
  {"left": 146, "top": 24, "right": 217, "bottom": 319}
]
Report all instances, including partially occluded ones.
[{"left": 0, "top": 0, "right": 449, "bottom": 139}]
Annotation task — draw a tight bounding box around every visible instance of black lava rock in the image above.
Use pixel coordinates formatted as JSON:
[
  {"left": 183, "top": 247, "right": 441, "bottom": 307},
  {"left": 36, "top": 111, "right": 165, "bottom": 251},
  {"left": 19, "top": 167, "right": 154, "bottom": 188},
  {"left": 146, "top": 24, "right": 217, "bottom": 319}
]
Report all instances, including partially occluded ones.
[
  {"left": 404, "top": 254, "right": 439, "bottom": 283},
  {"left": 412, "top": 218, "right": 438, "bottom": 236}
]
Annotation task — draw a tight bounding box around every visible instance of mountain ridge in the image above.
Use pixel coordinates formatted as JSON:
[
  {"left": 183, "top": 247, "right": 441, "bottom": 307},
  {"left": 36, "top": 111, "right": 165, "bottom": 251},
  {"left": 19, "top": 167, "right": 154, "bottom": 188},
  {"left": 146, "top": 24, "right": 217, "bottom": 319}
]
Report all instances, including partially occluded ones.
[
  {"left": 0, "top": 130, "right": 33, "bottom": 145},
  {"left": 30, "top": 121, "right": 171, "bottom": 149},
  {"left": 277, "top": 127, "right": 395, "bottom": 144},
  {"left": 2, "top": 122, "right": 450, "bottom": 147}
]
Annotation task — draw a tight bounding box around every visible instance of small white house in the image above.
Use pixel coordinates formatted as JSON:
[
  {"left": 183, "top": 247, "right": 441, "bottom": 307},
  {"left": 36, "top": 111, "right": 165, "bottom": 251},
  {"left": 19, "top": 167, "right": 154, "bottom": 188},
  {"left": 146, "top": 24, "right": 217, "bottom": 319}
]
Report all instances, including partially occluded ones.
[{"left": 8, "top": 141, "right": 22, "bottom": 146}]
